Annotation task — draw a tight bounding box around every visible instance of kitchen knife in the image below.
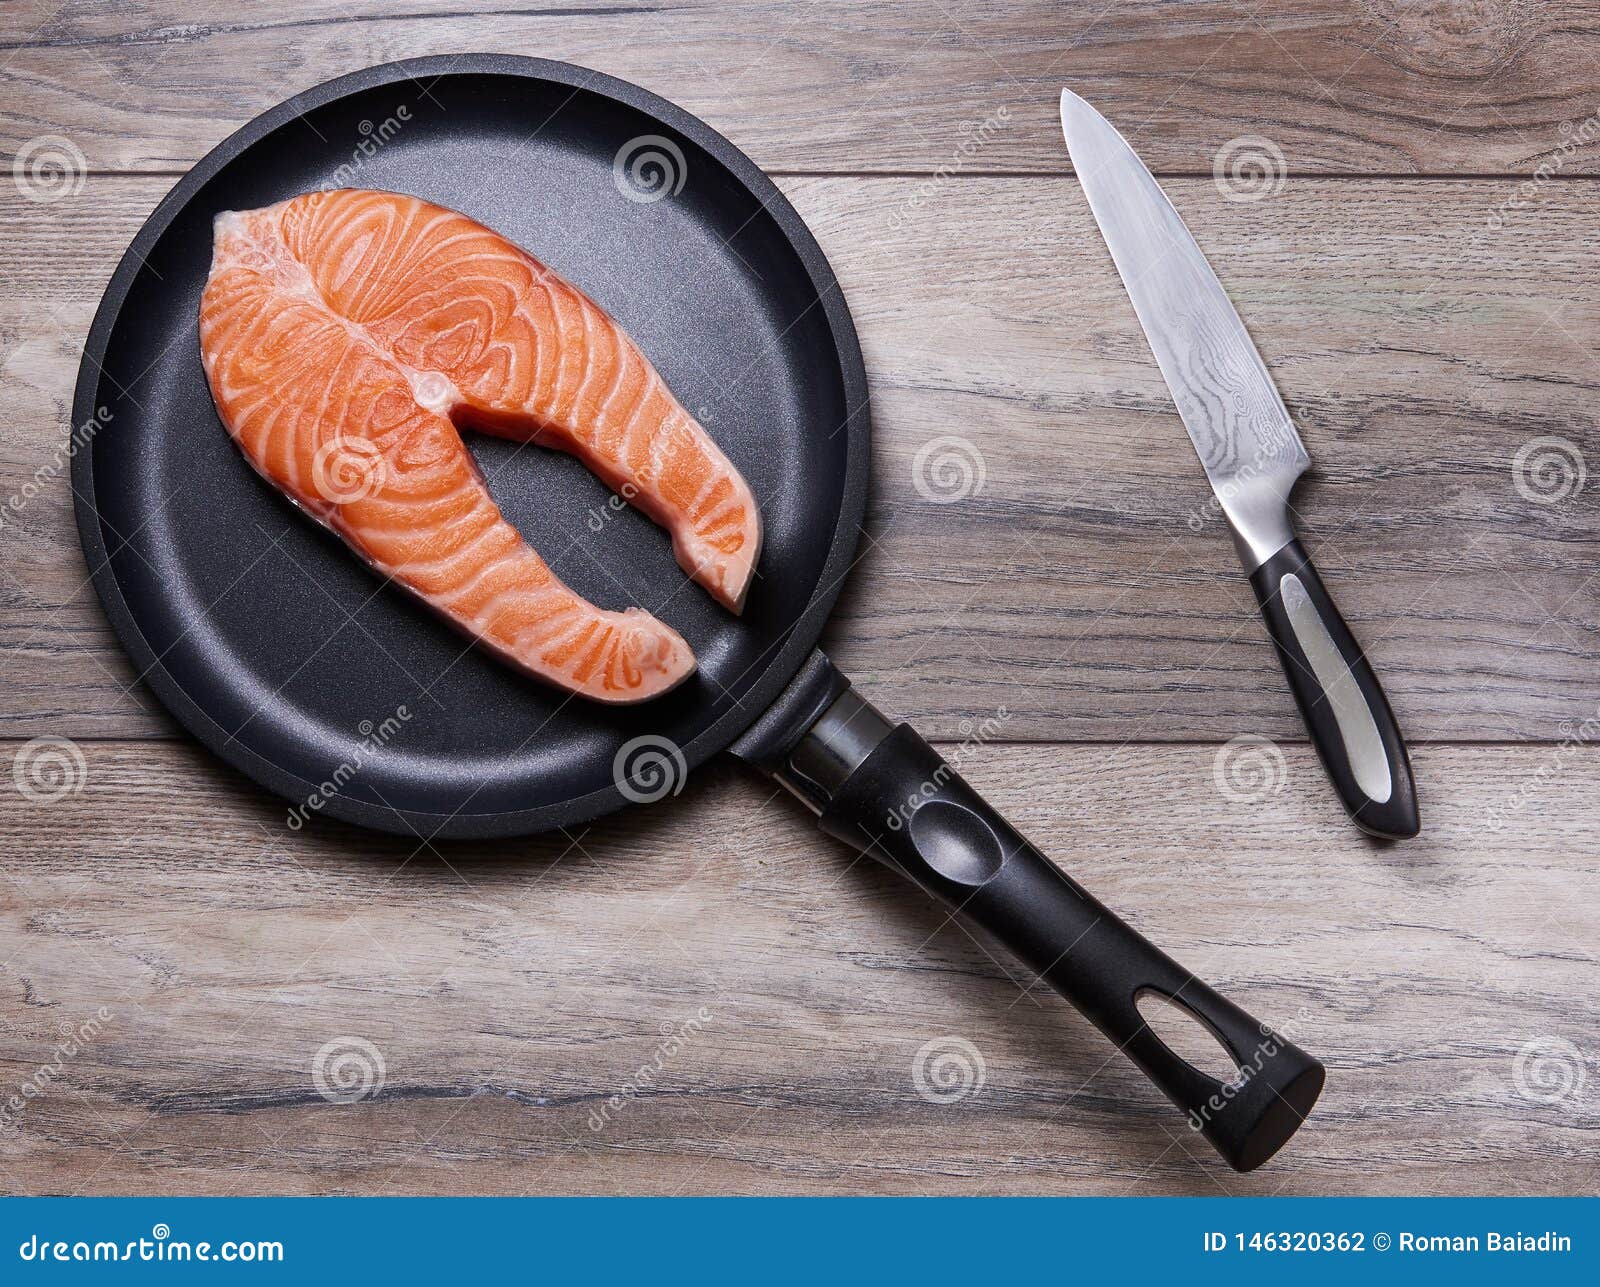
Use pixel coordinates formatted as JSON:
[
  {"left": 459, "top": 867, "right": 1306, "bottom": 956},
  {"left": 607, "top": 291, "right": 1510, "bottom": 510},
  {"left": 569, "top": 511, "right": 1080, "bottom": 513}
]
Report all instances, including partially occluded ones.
[{"left": 1059, "top": 89, "right": 1419, "bottom": 839}]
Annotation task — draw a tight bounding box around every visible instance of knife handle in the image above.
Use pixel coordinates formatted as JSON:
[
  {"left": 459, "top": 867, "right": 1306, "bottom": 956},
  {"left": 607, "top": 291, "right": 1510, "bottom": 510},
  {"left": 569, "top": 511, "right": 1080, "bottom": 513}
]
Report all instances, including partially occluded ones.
[{"left": 1249, "top": 538, "right": 1419, "bottom": 839}]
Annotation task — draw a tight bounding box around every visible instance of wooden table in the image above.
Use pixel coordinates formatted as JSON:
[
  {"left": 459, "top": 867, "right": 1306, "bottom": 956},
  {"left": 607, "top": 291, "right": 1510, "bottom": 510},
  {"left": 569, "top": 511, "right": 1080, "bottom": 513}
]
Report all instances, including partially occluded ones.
[{"left": 3, "top": 1, "right": 1598, "bottom": 1195}]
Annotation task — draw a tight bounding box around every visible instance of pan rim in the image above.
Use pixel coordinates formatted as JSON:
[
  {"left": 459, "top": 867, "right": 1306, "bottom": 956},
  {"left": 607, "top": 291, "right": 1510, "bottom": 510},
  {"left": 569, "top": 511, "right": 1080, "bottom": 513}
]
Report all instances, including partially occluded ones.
[{"left": 70, "top": 53, "right": 871, "bottom": 841}]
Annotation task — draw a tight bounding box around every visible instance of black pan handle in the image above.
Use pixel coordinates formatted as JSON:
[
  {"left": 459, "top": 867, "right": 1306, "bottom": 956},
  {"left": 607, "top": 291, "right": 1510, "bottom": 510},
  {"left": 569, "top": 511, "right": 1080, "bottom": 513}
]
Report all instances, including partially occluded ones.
[
  {"left": 732, "top": 653, "right": 1325, "bottom": 1172},
  {"left": 1249, "top": 539, "right": 1419, "bottom": 840}
]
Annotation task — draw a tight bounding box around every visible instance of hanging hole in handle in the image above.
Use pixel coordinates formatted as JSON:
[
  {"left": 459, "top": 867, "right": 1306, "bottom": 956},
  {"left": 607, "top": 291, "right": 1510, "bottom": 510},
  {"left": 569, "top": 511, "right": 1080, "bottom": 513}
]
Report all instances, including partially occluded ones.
[{"left": 1134, "top": 989, "right": 1243, "bottom": 1086}]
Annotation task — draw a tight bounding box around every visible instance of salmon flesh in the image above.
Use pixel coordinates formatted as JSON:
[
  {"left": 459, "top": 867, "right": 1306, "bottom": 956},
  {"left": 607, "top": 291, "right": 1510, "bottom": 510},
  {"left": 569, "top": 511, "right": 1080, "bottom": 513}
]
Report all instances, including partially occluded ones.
[{"left": 198, "top": 189, "right": 762, "bottom": 704}]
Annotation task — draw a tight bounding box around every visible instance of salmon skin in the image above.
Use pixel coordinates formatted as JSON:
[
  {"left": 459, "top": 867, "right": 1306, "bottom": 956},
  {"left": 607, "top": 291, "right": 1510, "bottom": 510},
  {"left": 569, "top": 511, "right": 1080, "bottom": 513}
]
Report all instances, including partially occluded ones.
[{"left": 198, "top": 189, "right": 763, "bottom": 705}]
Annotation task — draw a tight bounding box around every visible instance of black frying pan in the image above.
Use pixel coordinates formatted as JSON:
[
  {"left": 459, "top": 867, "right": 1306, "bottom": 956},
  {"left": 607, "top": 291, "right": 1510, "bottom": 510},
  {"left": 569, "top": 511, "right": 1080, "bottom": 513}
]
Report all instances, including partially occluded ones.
[{"left": 72, "top": 55, "right": 1323, "bottom": 1171}]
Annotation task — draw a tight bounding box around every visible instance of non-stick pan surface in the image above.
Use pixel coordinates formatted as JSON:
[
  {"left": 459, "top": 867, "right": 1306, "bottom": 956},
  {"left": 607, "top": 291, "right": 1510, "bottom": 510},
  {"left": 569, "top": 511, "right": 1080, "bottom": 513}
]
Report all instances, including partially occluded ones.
[{"left": 72, "top": 55, "right": 869, "bottom": 839}]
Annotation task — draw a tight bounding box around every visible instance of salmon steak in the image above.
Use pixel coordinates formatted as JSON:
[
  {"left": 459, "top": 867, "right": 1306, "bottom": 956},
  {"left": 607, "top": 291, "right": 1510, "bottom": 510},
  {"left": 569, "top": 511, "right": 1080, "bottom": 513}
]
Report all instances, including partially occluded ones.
[{"left": 197, "top": 188, "right": 762, "bottom": 704}]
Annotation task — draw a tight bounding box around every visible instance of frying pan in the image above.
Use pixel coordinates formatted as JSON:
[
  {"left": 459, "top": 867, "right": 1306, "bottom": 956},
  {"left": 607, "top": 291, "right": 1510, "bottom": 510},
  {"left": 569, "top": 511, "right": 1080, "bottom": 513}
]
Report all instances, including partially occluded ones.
[{"left": 72, "top": 54, "right": 1323, "bottom": 1171}]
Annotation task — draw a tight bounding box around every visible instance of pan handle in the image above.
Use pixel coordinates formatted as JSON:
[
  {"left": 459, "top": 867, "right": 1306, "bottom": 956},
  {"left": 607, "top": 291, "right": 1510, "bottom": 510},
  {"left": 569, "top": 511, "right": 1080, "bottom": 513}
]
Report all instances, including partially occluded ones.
[{"left": 731, "top": 652, "right": 1324, "bottom": 1172}]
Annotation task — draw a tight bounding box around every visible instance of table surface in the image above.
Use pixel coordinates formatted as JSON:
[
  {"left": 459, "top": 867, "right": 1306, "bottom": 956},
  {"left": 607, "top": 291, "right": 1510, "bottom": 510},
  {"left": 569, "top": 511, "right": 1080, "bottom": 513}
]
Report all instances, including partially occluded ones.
[{"left": 2, "top": 0, "right": 1598, "bottom": 1196}]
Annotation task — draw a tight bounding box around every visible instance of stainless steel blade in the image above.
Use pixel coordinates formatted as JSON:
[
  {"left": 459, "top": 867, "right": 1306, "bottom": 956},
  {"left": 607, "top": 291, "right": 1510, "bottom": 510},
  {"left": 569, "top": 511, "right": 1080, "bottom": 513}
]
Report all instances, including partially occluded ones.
[{"left": 1060, "top": 89, "right": 1309, "bottom": 567}]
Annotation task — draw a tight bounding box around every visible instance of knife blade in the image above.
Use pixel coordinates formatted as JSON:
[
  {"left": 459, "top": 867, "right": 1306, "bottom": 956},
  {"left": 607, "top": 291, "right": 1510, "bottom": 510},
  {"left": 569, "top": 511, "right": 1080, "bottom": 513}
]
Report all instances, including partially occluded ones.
[
  {"left": 1060, "top": 88, "right": 1308, "bottom": 567},
  {"left": 1060, "top": 88, "right": 1419, "bottom": 839}
]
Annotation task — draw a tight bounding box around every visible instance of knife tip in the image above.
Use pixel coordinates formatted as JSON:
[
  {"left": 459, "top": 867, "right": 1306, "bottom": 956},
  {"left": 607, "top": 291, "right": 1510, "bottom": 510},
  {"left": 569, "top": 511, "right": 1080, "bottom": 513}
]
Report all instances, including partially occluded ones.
[{"left": 1058, "top": 87, "right": 1100, "bottom": 151}]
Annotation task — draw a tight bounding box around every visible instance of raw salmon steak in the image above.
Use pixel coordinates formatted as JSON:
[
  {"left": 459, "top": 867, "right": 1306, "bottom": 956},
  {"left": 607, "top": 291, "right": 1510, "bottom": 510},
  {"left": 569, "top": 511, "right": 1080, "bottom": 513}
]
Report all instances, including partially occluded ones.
[{"left": 198, "top": 189, "right": 763, "bottom": 704}]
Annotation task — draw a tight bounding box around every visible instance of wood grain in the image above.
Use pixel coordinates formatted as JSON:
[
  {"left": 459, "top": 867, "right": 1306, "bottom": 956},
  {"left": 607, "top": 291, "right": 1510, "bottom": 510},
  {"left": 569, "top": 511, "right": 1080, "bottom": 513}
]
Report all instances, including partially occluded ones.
[
  {"left": 1, "top": 739, "right": 1595, "bottom": 1196},
  {"left": 4, "top": 1, "right": 1600, "bottom": 176},
  {"left": 3, "top": 175, "right": 1596, "bottom": 741},
  {"left": 3, "top": 0, "right": 1597, "bottom": 1201}
]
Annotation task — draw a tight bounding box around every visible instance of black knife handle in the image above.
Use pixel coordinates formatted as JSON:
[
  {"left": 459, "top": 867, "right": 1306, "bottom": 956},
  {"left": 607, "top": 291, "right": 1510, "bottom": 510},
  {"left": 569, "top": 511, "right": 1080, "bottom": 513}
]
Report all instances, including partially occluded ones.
[
  {"left": 1249, "top": 539, "right": 1419, "bottom": 839},
  {"left": 818, "top": 722, "right": 1325, "bottom": 1172}
]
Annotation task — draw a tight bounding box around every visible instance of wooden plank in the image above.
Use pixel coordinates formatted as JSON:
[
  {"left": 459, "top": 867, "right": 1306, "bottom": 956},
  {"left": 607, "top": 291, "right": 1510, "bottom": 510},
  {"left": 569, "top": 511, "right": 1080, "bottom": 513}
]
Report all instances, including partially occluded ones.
[
  {"left": 4, "top": 1, "right": 1600, "bottom": 176},
  {"left": 1, "top": 739, "right": 1595, "bottom": 1195},
  {"left": 3, "top": 175, "right": 1595, "bottom": 741}
]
